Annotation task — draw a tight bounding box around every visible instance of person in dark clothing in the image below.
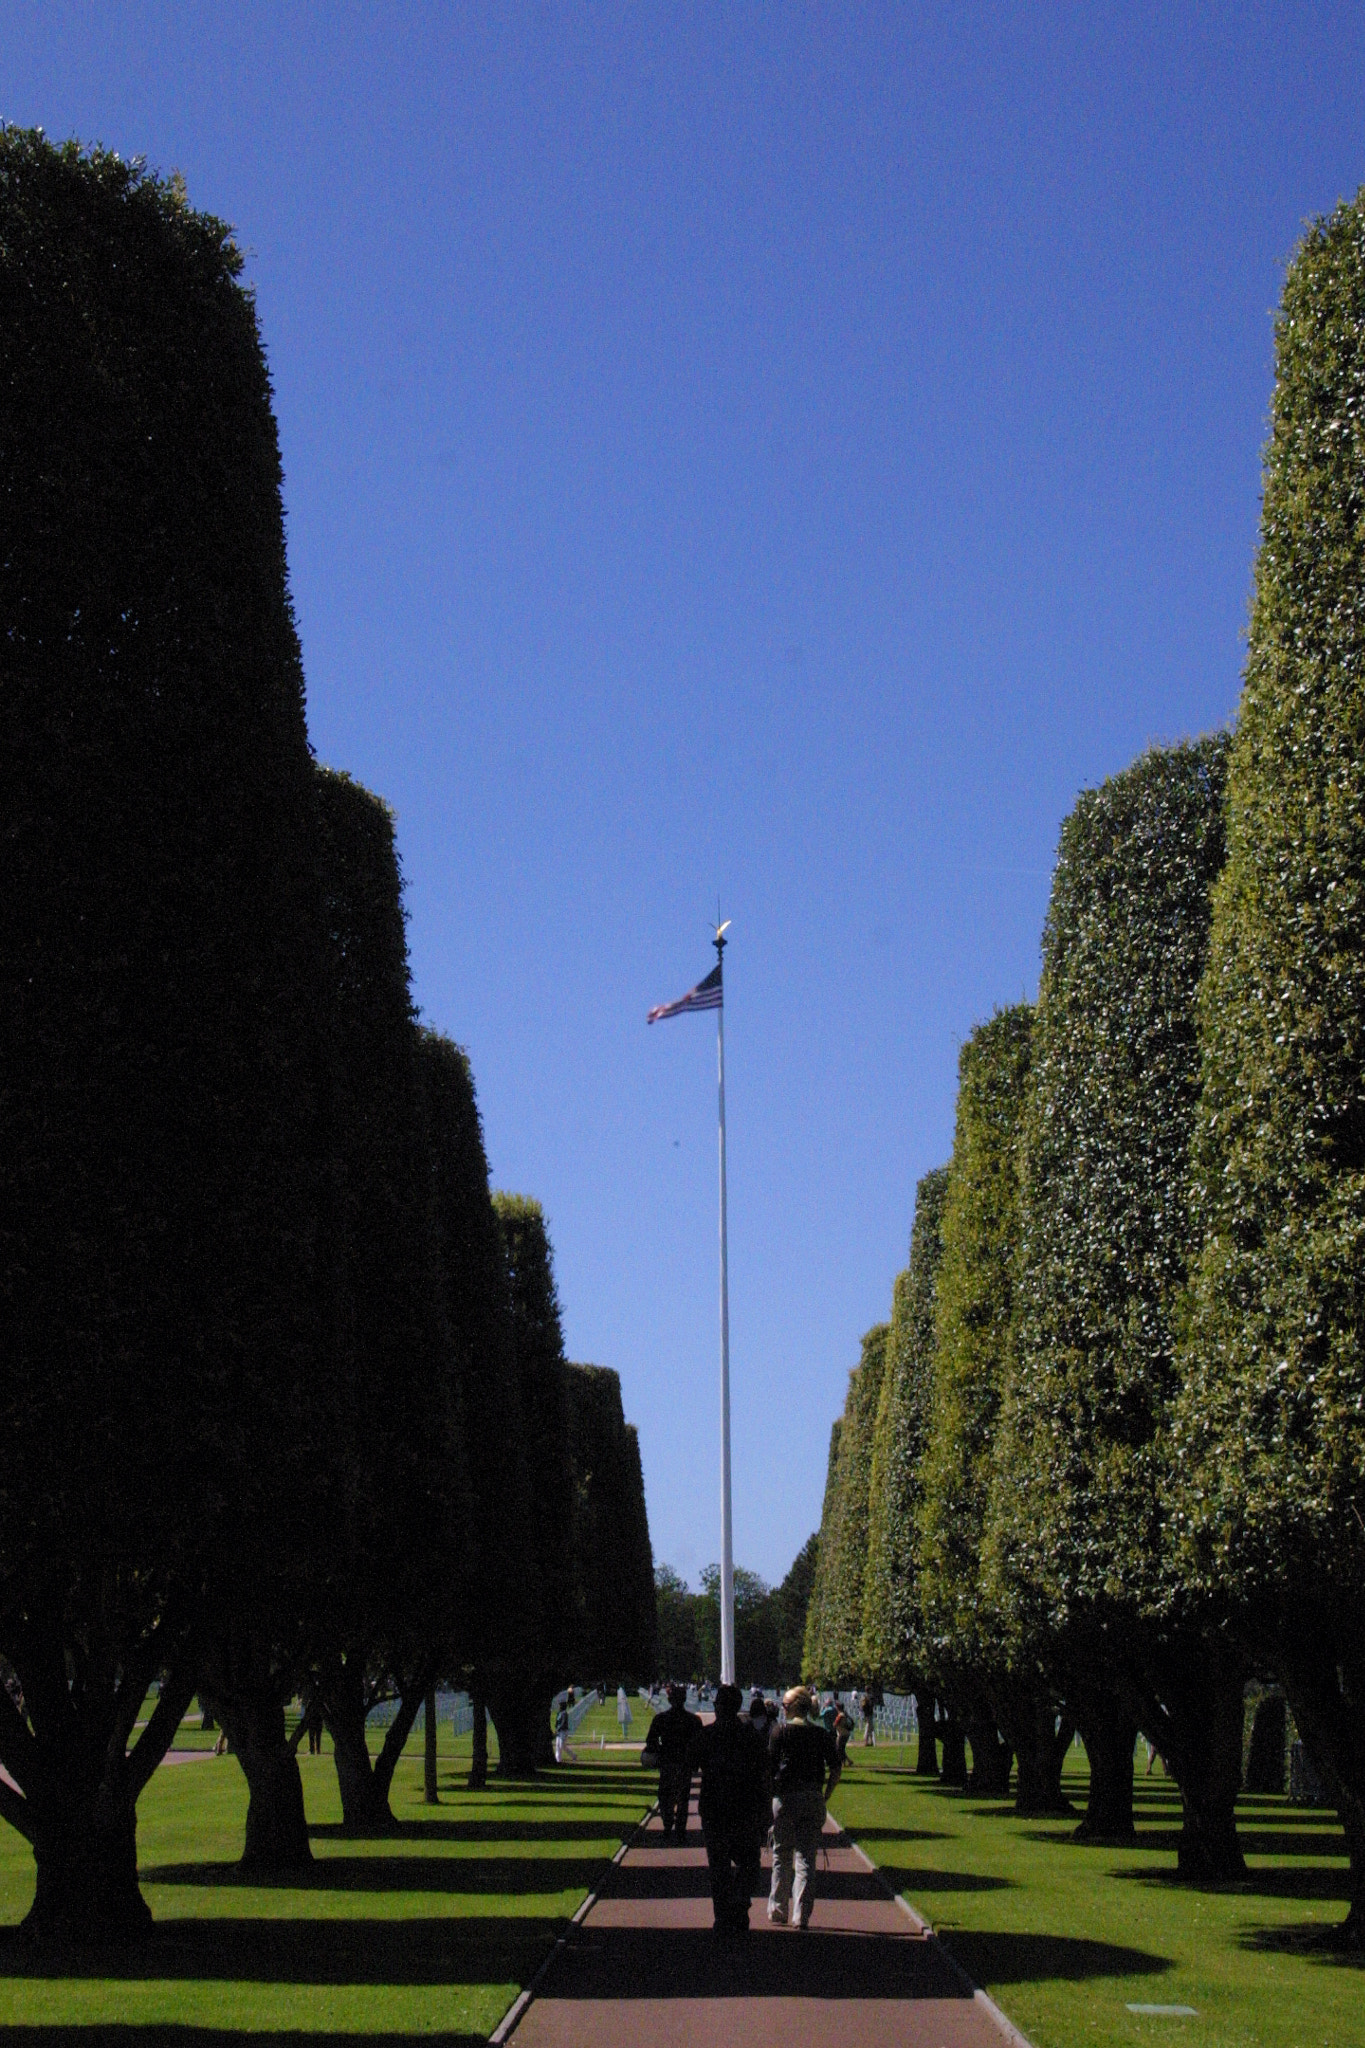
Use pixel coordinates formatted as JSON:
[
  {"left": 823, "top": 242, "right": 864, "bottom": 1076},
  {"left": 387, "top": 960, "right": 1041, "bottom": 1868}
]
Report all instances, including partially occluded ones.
[
  {"left": 688, "top": 1683, "right": 771, "bottom": 1934},
  {"left": 641, "top": 1682, "right": 703, "bottom": 1841},
  {"left": 768, "top": 1685, "right": 842, "bottom": 1928}
]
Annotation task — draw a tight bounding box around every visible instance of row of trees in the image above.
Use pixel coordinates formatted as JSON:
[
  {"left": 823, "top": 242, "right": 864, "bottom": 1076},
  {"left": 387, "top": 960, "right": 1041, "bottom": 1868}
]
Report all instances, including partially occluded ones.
[
  {"left": 0, "top": 132, "right": 655, "bottom": 1942},
  {"left": 654, "top": 1537, "right": 819, "bottom": 1687},
  {"left": 805, "top": 187, "right": 1365, "bottom": 1944}
]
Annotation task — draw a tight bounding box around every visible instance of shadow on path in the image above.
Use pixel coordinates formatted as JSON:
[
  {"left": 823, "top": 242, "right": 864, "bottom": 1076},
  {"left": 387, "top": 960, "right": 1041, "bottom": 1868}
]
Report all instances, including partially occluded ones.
[{"left": 540, "top": 1922, "right": 970, "bottom": 2003}]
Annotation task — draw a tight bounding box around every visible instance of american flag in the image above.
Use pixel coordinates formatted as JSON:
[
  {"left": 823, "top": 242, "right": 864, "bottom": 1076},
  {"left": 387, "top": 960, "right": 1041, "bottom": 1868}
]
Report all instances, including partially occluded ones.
[{"left": 647, "top": 961, "right": 723, "bottom": 1024}]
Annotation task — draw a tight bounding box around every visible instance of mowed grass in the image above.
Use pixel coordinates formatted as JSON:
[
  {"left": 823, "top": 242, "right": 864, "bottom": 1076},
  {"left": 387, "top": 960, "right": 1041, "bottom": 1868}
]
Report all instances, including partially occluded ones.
[
  {"left": 0, "top": 1726, "right": 651, "bottom": 2042},
  {"left": 831, "top": 1741, "right": 1361, "bottom": 2048}
]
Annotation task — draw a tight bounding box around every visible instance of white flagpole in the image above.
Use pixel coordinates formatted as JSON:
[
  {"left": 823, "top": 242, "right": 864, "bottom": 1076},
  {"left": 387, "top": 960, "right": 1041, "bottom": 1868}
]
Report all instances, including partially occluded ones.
[{"left": 715, "top": 926, "right": 735, "bottom": 1687}]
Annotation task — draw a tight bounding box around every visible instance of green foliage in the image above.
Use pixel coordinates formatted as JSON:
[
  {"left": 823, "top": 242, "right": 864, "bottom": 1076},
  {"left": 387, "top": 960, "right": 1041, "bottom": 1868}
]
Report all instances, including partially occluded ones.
[
  {"left": 773, "top": 1532, "right": 820, "bottom": 1680},
  {"left": 314, "top": 771, "right": 461, "bottom": 1659},
  {"left": 695, "top": 1565, "right": 779, "bottom": 1685},
  {"left": 1174, "top": 193, "right": 1365, "bottom": 1925},
  {"left": 916, "top": 1009, "right": 1032, "bottom": 1685},
  {"left": 801, "top": 1419, "right": 842, "bottom": 1680},
  {"left": 862, "top": 1167, "right": 949, "bottom": 1684},
  {"left": 419, "top": 1032, "right": 534, "bottom": 1674},
  {"left": 653, "top": 1566, "right": 702, "bottom": 1680},
  {"left": 0, "top": 130, "right": 326, "bottom": 1923},
  {"left": 989, "top": 740, "right": 1228, "bottom": 1637},
  {"left": 564, "top": 1364, "right": 657, "bottom": 1682},
  {"left": 817, "top": 1325, "right": 888, "bottom": 1685},
  {"left": 491, "top": 1197, "right": 577, "bottom": 1682}
]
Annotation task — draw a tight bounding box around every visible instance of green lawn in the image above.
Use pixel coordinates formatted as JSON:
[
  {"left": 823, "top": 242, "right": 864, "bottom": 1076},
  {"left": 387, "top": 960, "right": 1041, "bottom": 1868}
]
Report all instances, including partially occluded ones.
[
  {"left": 831, "top": 1742, "right": 1361, "bottom": 2048},
  {"left": 0, "top": 1730, "right": 650, "bottom": 2042}
]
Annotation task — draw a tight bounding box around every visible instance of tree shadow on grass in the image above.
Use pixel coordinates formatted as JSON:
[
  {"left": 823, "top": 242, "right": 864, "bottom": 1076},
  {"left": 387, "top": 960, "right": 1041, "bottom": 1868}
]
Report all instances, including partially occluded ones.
[
  {"left": 876, "top": 1865, "right": 1014, "bottom": 1896},
  {"left": 1239, "top": 1920, "right": 1365, "bottom": 1966},
  {"left": 0, "top": 1915, "right": 557, "bottom": 1985},
  {"left": 307, "top": 1817, "right": 632, "bottom": 1845},
  {"left": 1115, "top": 1864, "right": 1351, "bottom": 1904},
  {"left": 940, "top": 1930, "right": 1172, "bottom": 1987},
  {"left": 141, "top": 1855, "right": 603, "bottom": 1896},
  {"left": 827, "top": 1826, "right": 948, "bottom": 1845}
]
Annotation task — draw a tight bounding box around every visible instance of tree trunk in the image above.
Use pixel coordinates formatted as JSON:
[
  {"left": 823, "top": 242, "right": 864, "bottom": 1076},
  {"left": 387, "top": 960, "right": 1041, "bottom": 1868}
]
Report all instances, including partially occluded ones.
[
  {"left": 488, "top": 1675, "right": 550, "bottom": 1776},
  {"left": 1014, "top": 1700, "right": 1074, "bottom": 1816},
  {"left": 219, "top": 1694, "right": 312, "bottom": 1871},
  {"left": 423, "top": 1687, "right": 438, "bottom": 1805},
  {"left": 326, "top": 1684, "right": 396, "bottom": 1835},
  {"left": 24, "top": 1779, "right": 150, "bottom": 1944},
  {"left": 1276, "top": 1659, "right": 1365, "bottom": 1949},
  {"left": 468, "top": 1683, "right": 488, "bottom": 1789},
  {"left": 967, "top": 1716, "right": 1012, "bottom": 1798},
  {"left": 2, "top": 1621, "right": 198, "bottom": 1945},
  {"left": 1074, "top": 1701, "right": 1138, "bottom": 1844},
  {"left": 939, "top": 1710, "right": 968, "bottom": 1787},
  {"left": 1165, "top": 1667, "right": 1247, "bottom": 1882},
  {"left": 915, "top": 1693, "right": 939, "bottom": 1777}
]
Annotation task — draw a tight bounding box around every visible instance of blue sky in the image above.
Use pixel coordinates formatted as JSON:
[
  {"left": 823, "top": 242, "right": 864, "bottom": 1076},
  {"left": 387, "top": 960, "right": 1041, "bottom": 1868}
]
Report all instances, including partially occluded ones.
[{"left": 7, "top": 4, "right": 1364, "bottom": 1587}]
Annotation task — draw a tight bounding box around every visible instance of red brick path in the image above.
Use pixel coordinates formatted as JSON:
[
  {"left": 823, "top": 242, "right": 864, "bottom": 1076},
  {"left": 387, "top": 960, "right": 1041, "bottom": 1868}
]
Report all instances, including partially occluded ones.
[{"left": 499, "top": 1801, "right": 1027, "bottom": 2048}]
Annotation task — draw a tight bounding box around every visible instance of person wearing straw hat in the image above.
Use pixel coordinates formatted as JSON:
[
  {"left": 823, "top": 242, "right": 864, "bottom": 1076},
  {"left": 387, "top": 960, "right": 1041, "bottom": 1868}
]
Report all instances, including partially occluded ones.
[{"left": 768, "top": 1686, "right": 842, "bottom": 1929}]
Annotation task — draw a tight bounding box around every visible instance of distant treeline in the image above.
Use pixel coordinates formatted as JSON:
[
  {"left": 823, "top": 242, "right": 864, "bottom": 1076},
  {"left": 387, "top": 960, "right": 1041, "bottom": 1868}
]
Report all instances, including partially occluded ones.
[
  {"left": 0, "top": 132, "right": 656, "bottom": 1943},
  {"left": 804, "top": 188, "right": 1365, "bottom": 1948},
  {"left": 653, "top": 1538, "right": 819, "bottom": 1688}
]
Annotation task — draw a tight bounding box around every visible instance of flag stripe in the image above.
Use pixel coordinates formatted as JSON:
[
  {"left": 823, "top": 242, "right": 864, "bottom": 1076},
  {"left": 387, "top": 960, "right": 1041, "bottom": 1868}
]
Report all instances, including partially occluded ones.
[{"left": 647, "top": 961, "right": 723, "bottom": 1023}]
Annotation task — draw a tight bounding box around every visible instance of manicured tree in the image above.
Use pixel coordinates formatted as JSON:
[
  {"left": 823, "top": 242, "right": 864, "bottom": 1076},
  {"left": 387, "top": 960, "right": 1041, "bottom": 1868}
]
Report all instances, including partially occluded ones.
[
  {"left": 0, "top": 134, "right": 326, "bottom": 1933},
  {"left": 565, "top": 1363, "right": 657, "bottom": 1684},
  {"left": 773, "top": 1534, "right": 820, "bottom": 1682},
  {"left": 302, "top": 773, "right": 465, "bottom": 1836},
  {"left": 801, "top": 1420, "right": 843, "bottom": 1683},
  {"left": 990, "top": 739, "right": 1241, "bottom": 1870},
  {"left": 820, "top": 1326, "right": 888, "bottom": 1685},
  {"left": 1174, "top": 193, "right": 1365, "bottom": 1942},
  {"left": 488, "top": 1197, "right": 577, "bottom": 1772},
  {"left": 862, "top": 1167, "right": 950, "bottom": 1770},
  {"left": 419, "top": 1033, "right": 537, "bottom": 1789},
  {"left": 917, "top": 1008, "right": 1043, "bottom": 1803}
]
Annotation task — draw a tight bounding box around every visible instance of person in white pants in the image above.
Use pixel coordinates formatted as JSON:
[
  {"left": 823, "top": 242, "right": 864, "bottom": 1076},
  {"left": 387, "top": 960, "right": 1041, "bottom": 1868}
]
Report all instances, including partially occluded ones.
[{"left": 767, "top": 1687, "right": 842, "bottom": 1929}]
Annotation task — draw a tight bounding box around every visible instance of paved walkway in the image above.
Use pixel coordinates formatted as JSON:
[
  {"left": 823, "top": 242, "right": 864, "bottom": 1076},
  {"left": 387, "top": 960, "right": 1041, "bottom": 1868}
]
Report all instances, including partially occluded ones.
[{"left": 499, "top": 1797, "right": 1026, "bottom": 2048}]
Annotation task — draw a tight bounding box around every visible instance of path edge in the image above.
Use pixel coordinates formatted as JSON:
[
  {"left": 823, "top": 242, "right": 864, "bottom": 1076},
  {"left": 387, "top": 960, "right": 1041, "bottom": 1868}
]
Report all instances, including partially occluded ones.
[
  {"left": 487, "top": 1800, "right": 658, "bottom": 2046},
  {"left": 840, "top": 1831, "right": 1036, "bottom": 2048}
]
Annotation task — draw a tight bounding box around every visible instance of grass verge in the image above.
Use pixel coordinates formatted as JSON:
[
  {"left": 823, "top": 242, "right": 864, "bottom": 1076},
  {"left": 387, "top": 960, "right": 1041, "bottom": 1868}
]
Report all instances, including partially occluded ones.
[
  {"left": 0, "top": 1731, "right": 649, "bottom": 2042},
  {"left": 831, "top": 1743, "right": 1359, "bottom": 2048}
]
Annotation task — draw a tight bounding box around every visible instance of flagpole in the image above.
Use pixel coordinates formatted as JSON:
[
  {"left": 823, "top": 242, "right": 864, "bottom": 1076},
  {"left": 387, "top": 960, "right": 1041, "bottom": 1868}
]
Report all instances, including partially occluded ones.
[{"left": 715, "top": 925, "right": 735, "bottom": 1688}]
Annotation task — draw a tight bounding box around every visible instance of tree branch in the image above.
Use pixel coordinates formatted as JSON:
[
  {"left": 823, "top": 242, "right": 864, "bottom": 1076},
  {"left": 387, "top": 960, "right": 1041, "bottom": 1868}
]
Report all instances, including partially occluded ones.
[{"left": 126, "top": 1647, "right": 200, "bottom": 1805}]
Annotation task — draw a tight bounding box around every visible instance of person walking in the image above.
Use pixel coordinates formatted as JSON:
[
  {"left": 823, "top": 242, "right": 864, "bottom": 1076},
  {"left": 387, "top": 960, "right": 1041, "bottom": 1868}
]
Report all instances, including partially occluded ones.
[
  {"left": 553, "top": 1693, "right": 578, "bottom": 1766},
  {"left": 860, "top": 1691, "right": 876, "bottom": 1747},
  {"left": 768, "top": 1685, "right": 842, "bottom": 1929},
  {"left": 642, "top": 1682, "right": 703, "bottom": 1840},
  {"left": 688, "top": 1683, "right": 770, "bottom": 1935},
  {"left": 616, "top": 1685, "right": 633, "bottom": 1742}
]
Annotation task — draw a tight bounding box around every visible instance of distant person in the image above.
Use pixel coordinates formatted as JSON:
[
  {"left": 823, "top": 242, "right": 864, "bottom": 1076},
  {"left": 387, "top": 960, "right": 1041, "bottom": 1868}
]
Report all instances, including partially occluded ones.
[
  {"left": 617, "top": 1685, "right": 633, "bottom": 1740},
  {"left": 553, "top": 1697, "right": 577, "bottom": 1766},
  {"left": 688, "top": 1683, "right": 770, "bottom": 1935},
  {"left": 860, "top": 1692, "right": 876, "bottom": 1746},
  {"left": 747, "top": 1694, "right": 773, "bottom": 1738},
  {"left": 768, "top": 1686, "right": 842, "bottom": 1929},
  {"left": 642, "top": 1682, "right": 703, "bottom": 1841}
]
